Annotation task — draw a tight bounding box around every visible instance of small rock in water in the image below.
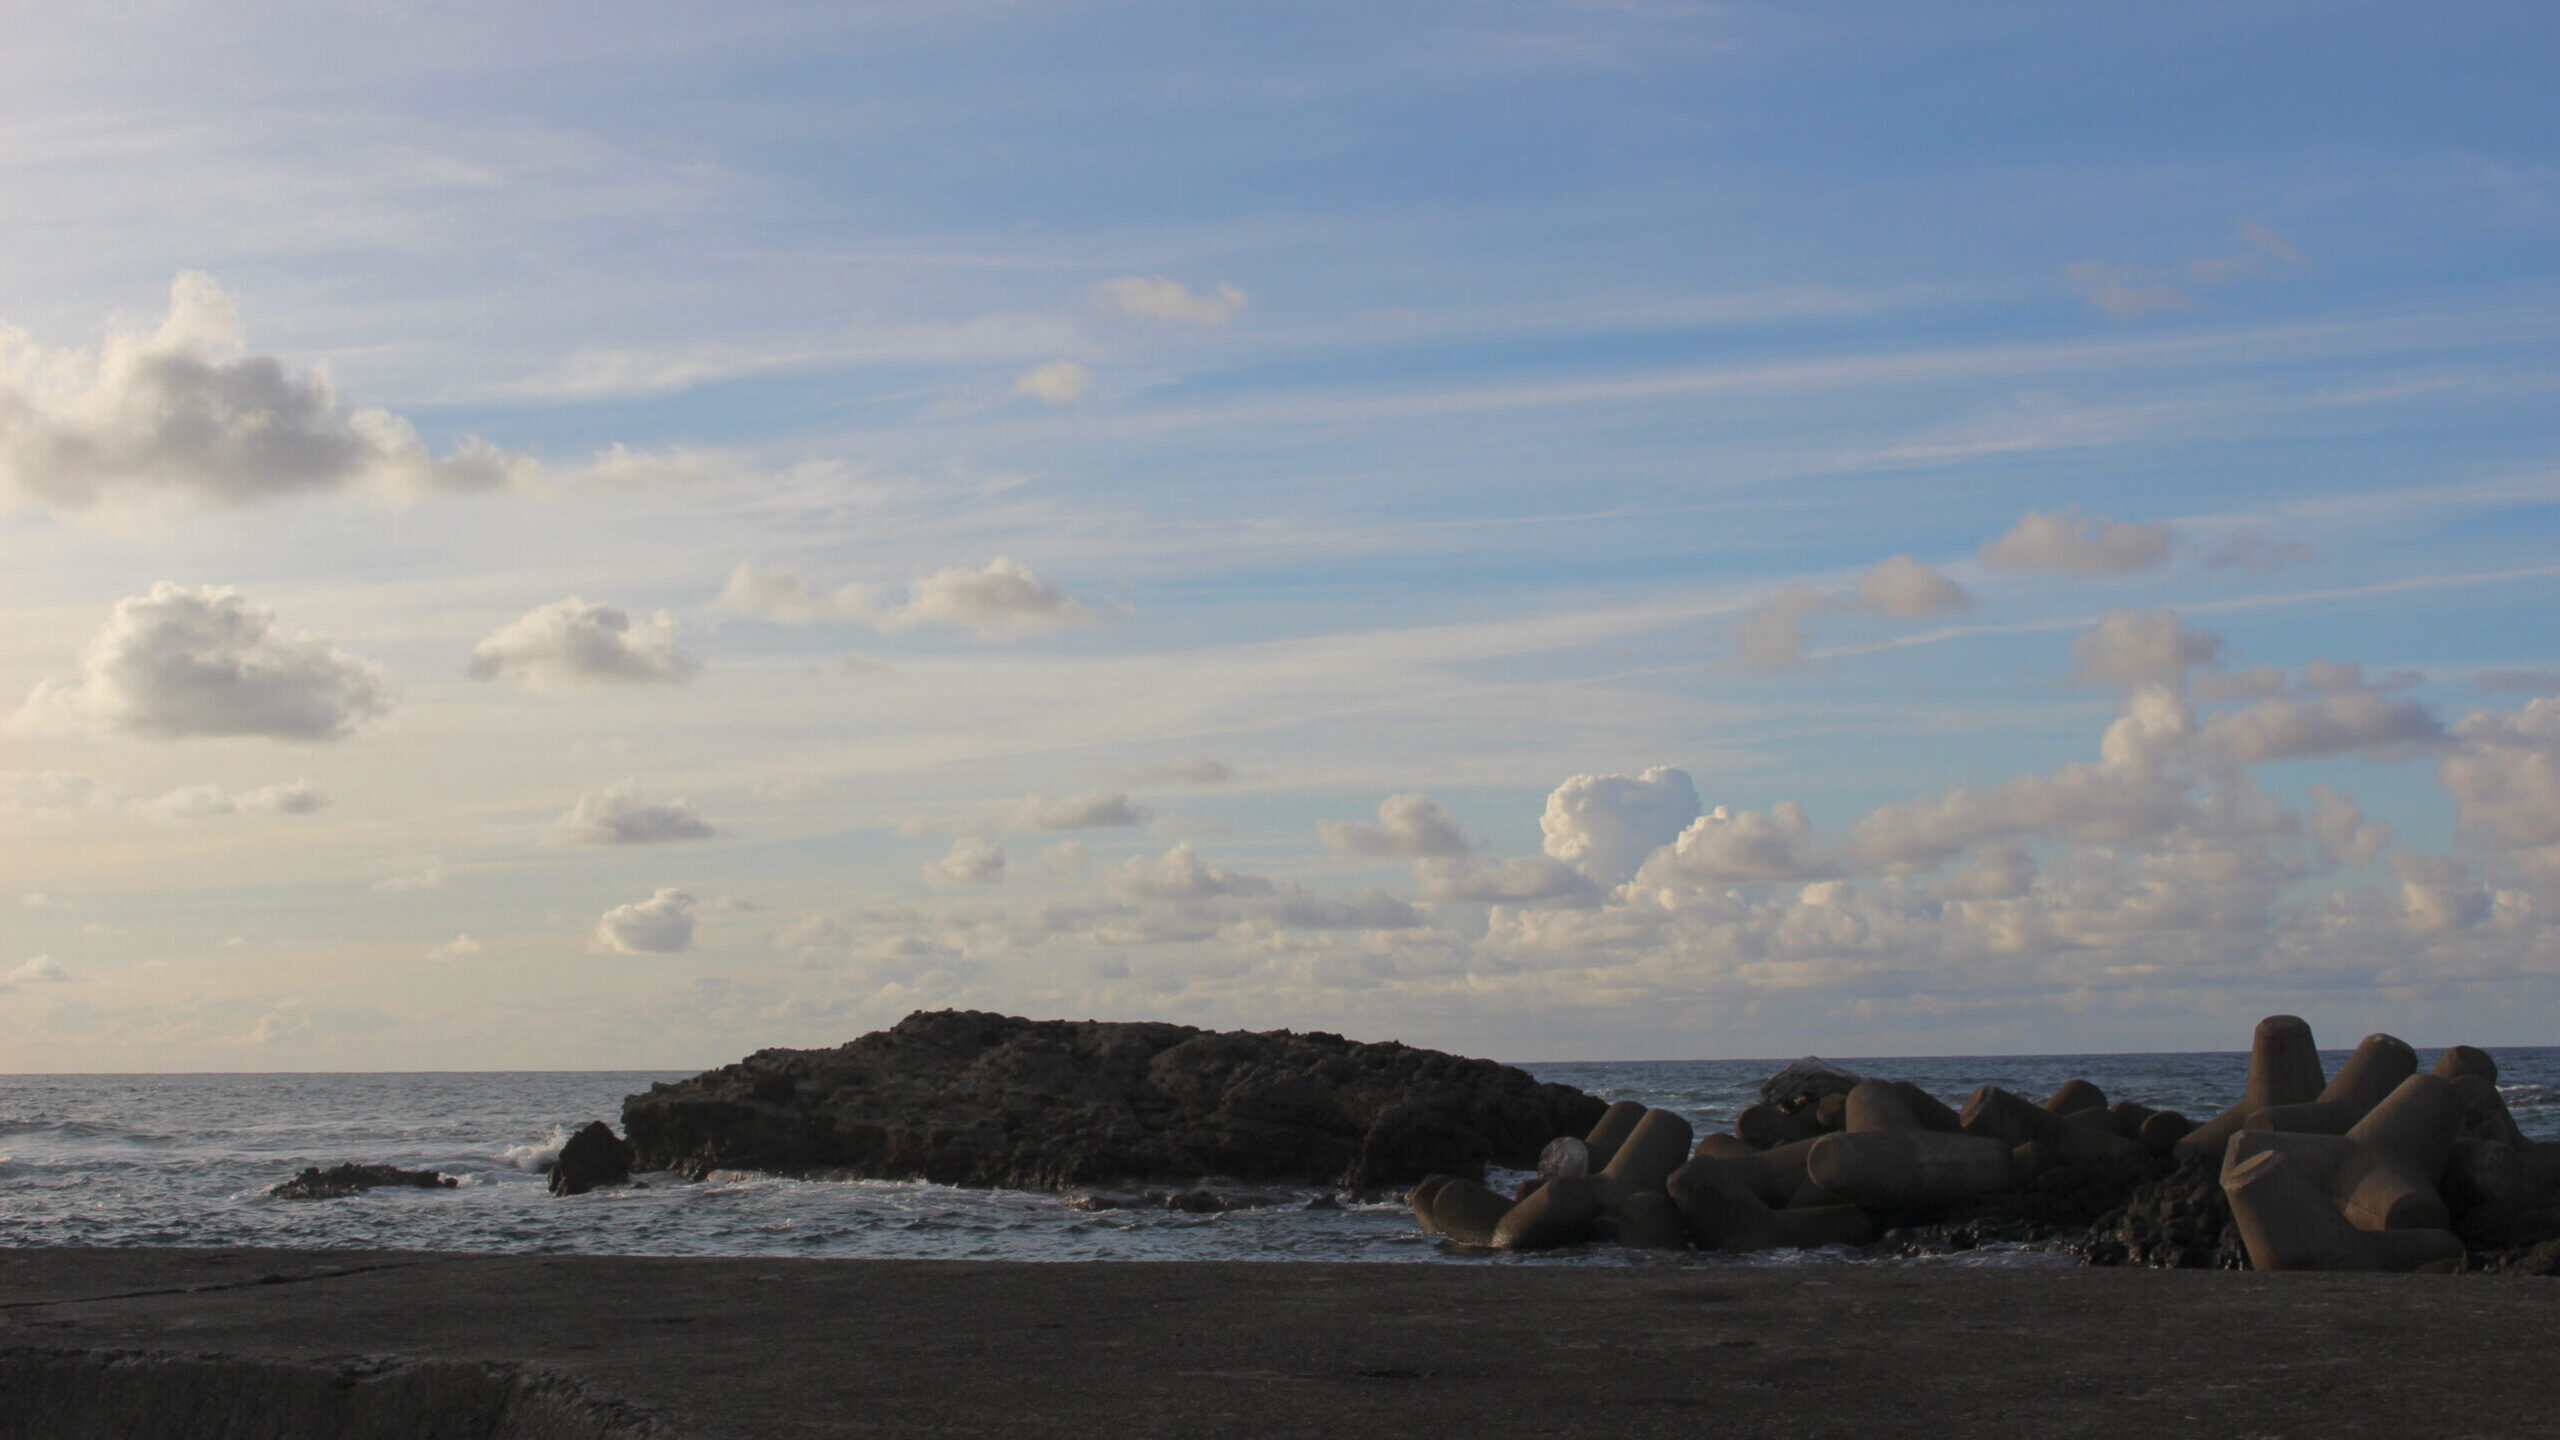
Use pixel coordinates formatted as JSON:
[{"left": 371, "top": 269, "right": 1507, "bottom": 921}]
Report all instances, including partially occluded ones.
[
  {"left": 269, "top": 1163, "right": 457, "bottom": 1200},
  {"left": 1538, "top": 1135, "right": 1591, "bottom": 1179}
]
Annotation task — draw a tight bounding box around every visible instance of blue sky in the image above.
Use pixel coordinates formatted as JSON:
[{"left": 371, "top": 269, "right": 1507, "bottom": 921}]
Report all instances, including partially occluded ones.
[{"left": 3, "top": 0, "right": 2555, "bottom": 1069}]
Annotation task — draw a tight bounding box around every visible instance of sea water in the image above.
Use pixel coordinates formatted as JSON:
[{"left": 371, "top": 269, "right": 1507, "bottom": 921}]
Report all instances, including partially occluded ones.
[{"left": 5, "top": 1052, "right": 2556, "bottom": 1265}]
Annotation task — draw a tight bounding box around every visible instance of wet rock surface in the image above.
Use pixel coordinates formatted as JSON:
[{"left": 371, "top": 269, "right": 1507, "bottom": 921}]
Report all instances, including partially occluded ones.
[
  {"left": 267, "top": 1164, "right": 457, "bottom": 1200},
  {"left": 549, "top": 1121, "right": 637, "bottom": 1197},
  {"left": 621, "top": 1010, "right": 1606, "bottom": 1190}
]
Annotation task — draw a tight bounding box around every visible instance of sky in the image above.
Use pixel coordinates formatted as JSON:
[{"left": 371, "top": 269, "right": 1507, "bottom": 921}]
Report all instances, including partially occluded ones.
[{"left": 2, "top": 0, "right": 2556, "bottom": 1071}]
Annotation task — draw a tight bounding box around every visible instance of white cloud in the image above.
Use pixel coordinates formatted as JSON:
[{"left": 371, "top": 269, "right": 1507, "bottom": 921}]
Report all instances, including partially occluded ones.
[
  {"left": 1014, "top": 360, "right": 1092, "bottom": 405},
  {"left": 18, "top": 584, "right": 394, "bottom": 741},
  {"left": 2070, "top": 609, "right": 2223, "bottom": 690},
  {"left": 140, "top": 777, "right": 326, "bottom": 821},
  {"left": 1010, "top": 791, "right": 1152, "bottom": 831},
  {"left": 427, "top": 934, "right": 483, "bottom": 959},
  {"left": 558, "top": 780, "right": 715, "bottom": 844},
  {"left": 3, "top": 771, "right": 122, "bottom": 817},
  {"left": 594, "top": 888, "right": 696, "bottom": 954},
  {"left": 1320, "top": 793, "right": 1470, "bottom": 857},
  {"left": 1847, "top": 758, "right": 2194, "bottom": 873},
  {"left": 1979, "top": 506, "right": 2173, "bottom": 574},
  {"left": 1041, "top": 841, "right": 1092, "bottom": 876},
  {"left": 2308, "top": 785, "right": 2389, "bottom": 866},
  {"left": 1412, "top": 855, "right": 1602, "bottom": 908},
  {"left": 718, "top": 557, "right": 1094, "bottom": 638},
  {"left": 1852, "top": 555, "right": 1972, "bottom": 617},
  {"left": 2440, "top": 697, "right": 2560, "bottom": 888},
  {"left": 1632, "top": 802, "right": 1831, "bottom": 886},
  {"left": 1730, "top": 588, "right": 1829, "bottom": 669},
  {"left": 0, "top": 273, "right": 532, "bottom": 511},
  {"left": 900, "top": 558, "right": 1094, "bottom": 637},
  {"left": 4, "top": 956, "right": 68, "bottom": 987},
  {"left": 1092, "top": 276, "right": 1250, "bottom": 326},
  {"left": 2198, "top": 691, "right": 2442, "bottom": 765},
  {"left": 467, "top": 597, "right": 698, "bottom": 688},
  {"left": 1107, "top": 842, "right": 1270, "bottom": 902},
  {"left": 1540, "top": 766, "right": 1700, "bottom": 884},
  {"left": 925, "top": 836, "right": 1007, "bottom": 887}
]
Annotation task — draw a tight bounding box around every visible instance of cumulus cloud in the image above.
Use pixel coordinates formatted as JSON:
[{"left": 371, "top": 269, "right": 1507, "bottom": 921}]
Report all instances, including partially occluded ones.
[
  {"left": 0, "top": 272, "right": 534, "bottom": 511},
  {"left": 2070, "top": 609, "right": 2223, "bottom": 690},
  {"left": 1412, "top": 855, "right": 1602, "bottom": 908},
  {"left": 1847, "top": 759, "right": 2194, "bottom": 873},
  {"left": 558, "top": 781, "right": 715, "bottom": 844},
  {"left": 1041, "top": 841, "right": 1092, "bottom": 876},
  {"left": 1633, "top": 803, "right": 1832, "bottom": 886},
  {"left": 1979, "top": 507, "right": 2173, "bottom": 575},
  {"left": 900, "top": 558, "right": 1095, "bottom": 636},
  {"left": 925, "top": 837, "right": 1008, "bottom": 886},
  {"left": 1852, "top": 555, "right": 1972, "bottom": 617},
  {"left": 1321, "top": 794, "right": 1470, "bottom": 858},
  {"left": 1107, "top": 842, "right": 1271, "bottom": 903},
  {"left": 1092, "top": 276, "right": 1250, "bottom": 326},
  {"left": 18, "top": 584, "right": 394, "bottom": 741},
  {"left": 594, "top": 888, "right": 696, "bottom": 954},
  {"left": 3, "top": 956, "right": 69, "bottom": 989},
  {"left": 718, "top": 558, "right": 1094, "bottom": 638},
  {"left": 1011, "top": 791, "right": 1152, "bottom": 831},
  {"left": 2198, "top": 691, "right": 2442, "bottom": 766},
  {"left": 141, "top": 778, "right": 327, "bottom": 821},
  {"left": 3, "top": 771, "right": 122, "bottom": 817},
  {"left": 467, "top": 598, "right": 698, "bottom": 688},
  {"left": 1541, "top": 767, "right": 1701, "bottom": 885},
  {"left": 2308, "top": 785, "right": 2390, "bottom": 866},
  {"left": 2440, "top": 697, "right": 2560, "bottom": 861},
  {"left": 1014, "top": 361, "right": 1092, "bottom": 405},
  {"left": 1730, "top": 588, "right": 1829, "bottom": 670}
]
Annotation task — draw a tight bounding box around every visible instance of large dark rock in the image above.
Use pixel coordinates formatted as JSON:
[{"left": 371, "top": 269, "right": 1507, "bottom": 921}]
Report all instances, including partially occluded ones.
[
  {"left": 268, "top": 1164, "right": 457, "bottom": 1200},
  {"left": 550, "top": 1121, "right": 637, "bottom": 1197},
  {"left": 621, "top": 1010, "right": 1607, "bottom": 1191}
]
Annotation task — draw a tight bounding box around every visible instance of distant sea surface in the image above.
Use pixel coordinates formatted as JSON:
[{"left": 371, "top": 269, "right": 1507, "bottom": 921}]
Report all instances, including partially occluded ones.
[{"left": 7, "top": 1051, "right": 2557, "bottom": 1266}]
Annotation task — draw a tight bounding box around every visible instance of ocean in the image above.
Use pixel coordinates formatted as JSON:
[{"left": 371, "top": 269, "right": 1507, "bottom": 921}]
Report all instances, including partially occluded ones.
[{"left": 6, "top": 1050, "right": 2555, "bottom": 1266}]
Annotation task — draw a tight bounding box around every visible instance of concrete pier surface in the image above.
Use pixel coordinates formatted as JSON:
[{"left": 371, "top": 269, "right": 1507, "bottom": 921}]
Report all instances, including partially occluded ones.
[{"left": 3, "top": 1247, "right": 2553, "bottom": 1438}]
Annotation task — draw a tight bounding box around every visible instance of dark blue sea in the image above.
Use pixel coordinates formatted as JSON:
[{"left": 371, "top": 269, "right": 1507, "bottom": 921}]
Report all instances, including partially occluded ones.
[{"left": 6, "top": 1050, "right": 2555, "bottom": 1265}]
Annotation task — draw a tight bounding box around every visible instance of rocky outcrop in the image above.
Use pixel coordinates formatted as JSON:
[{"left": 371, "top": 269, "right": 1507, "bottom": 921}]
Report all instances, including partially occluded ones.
[
  {"left": 549, "top": 1121, "right": 636, "bottom": 1197},
  {"left": 621, "top": 1010, "right": 1607, "bottom": 1191},
  {"left": 267, "top": 1164, "right": 456, "bottom": 1200}
]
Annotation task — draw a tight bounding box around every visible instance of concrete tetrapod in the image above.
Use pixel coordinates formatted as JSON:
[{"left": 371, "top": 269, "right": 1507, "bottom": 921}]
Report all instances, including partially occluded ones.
[
  {"left": 2042, "top": 1079, "right": 2108, "bottom": 1118},
  {"left": 1804, "top": 1128, "right": 2012, "bottom": 1210},
  {"left": 1426, "top": 1177, "right": 1517, "bottom": 1246},
  {"left": 1597, "top": 1107, "right": 1695, "bottom": 1200},
  {"left": 1614, "top": 1188, "right": 1695, "bottom": 1251},
  {"left": 1735, "top": 1102, "right": 1816, "bottom": 1149},
  {"left": 1407, "top": 1175, "right": 1455, "bottom": 1234},
  {"left": 2221, "top": 1144, "right": 2463, "bottom": 1272},
  {"left": 2173, "top": 1014, "right": 2328, "bottom": 1165},
  {"left": 2246, "top": 1033, "right": 2417, "bottom": 1137},
  {"left": 1665, "top": 1158, "right": 1873, "bottom": 1253},
  {"left": 1491, "top": 1173, "right": 1604, "bottom": 1251},
  {"left": 2218, "top": 1073, "right": 2465, "bottom": 1238},
  {"left": 1582, "top": 1100, "right": 1648, "bottom": 1170},
  {"left": 1960, "top": 1085, "right": 2145, "bottom": 1164}
]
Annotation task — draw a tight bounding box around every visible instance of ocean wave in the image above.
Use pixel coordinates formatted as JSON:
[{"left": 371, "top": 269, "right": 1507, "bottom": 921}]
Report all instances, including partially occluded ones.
[{"left": 498, "top": 1124, "right": 568, "bottom": 1172}]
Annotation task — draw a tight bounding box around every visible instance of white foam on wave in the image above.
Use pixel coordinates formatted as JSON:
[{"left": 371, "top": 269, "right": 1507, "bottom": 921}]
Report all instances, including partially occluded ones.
[{"left": 499, "top": 1124, "right": 569, "bottom": 1172}]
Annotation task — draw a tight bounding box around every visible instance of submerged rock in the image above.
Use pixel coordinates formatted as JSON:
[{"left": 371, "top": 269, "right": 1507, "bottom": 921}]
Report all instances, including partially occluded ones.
[
  {"left": 621, "top": 1010, "right": 1606, "bottom": 1191},
  {"left": 268, "top": 1163, "right": 457, "bottom": 1200}
]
